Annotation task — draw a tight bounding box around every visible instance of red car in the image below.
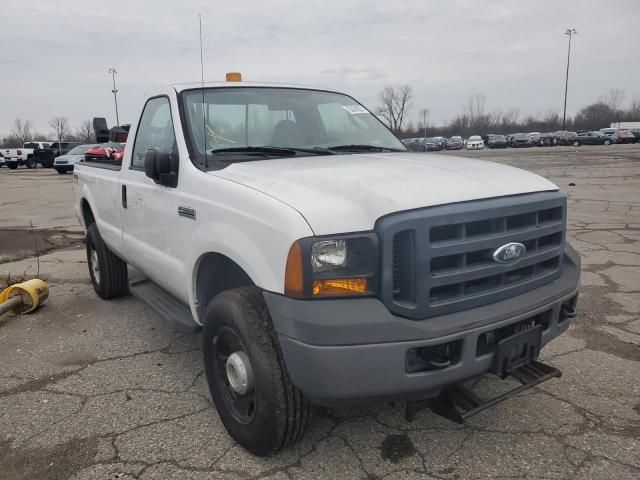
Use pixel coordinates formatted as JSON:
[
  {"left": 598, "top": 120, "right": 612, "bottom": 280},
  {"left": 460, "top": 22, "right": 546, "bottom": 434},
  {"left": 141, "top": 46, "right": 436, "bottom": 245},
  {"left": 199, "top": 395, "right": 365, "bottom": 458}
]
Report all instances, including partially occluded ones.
[
  {"left": 84, "top": 142, "right": 125, "bottom": 162},
  {"left": 615, "top": 130, "right": 636, "bottom": 144},
  {"left": 446, "top": 137, "right": 464, "bottom": 150}
]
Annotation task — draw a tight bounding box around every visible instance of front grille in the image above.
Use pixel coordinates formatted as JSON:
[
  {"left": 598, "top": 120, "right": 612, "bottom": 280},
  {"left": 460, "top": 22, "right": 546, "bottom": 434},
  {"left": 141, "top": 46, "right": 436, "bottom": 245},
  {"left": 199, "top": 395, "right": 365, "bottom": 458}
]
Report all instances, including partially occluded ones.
[{"left": 379, "top": 192, "right": 566, "bottom": 319}]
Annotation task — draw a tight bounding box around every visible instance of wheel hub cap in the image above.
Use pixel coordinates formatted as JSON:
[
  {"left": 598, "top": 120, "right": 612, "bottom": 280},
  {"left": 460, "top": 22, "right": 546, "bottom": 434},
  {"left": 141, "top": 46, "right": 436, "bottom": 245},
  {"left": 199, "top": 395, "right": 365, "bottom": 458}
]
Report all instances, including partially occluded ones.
[
  {"left": 225, "top": 351, "right": 254, "bottom": 395},
  {"left": 90, "top": 248, "right": 100, "bottom": 284}
]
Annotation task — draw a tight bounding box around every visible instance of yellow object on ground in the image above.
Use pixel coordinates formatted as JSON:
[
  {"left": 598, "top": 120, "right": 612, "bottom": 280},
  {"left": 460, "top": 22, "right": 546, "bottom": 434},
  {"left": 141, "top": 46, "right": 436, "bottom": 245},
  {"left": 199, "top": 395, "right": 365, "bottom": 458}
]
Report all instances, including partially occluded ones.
[{"left": 0, "top": 279, "right": 49, "bottom": 316}]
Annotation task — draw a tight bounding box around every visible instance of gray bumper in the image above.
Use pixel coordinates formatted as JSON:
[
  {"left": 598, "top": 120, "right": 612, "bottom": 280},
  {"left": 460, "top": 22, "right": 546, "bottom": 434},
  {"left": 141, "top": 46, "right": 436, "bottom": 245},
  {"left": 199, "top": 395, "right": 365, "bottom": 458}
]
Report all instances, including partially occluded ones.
[{"left": 264, "top": 245, "right": 581, "bottom": 405}]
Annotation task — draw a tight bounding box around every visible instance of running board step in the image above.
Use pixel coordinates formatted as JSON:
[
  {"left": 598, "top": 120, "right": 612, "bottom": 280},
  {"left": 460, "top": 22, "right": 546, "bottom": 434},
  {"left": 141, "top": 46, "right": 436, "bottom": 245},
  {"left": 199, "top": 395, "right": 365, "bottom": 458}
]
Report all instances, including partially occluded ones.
[
  {"left": 405, "top": 360, "right": 561, "bottom": 423},
  {"left": 129, "top": 279, "right": 200, "bottom": 333}
]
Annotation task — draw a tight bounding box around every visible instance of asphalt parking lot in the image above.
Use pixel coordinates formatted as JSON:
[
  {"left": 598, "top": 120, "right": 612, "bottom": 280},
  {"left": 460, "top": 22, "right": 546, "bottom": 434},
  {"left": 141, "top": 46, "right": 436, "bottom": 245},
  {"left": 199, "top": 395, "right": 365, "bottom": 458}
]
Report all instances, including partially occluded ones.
[{"left": 1, "top": 145, "right": 639, "bottom": 480}]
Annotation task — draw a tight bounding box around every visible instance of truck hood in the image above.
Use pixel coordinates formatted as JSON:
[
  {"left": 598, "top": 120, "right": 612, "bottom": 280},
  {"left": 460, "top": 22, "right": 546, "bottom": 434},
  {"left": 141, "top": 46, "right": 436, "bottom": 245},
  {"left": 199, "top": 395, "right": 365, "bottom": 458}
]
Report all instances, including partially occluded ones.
[{"left": 212, "top": 152, "right": 558, "bottom": 235}]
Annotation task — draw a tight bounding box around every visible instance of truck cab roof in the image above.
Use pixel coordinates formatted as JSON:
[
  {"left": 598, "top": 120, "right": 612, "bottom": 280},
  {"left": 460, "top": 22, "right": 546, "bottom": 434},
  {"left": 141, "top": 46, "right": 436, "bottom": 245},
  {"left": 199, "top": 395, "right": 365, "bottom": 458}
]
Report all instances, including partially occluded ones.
[{"left": 170, "top": 81, "right": 329, "bottom": 94}]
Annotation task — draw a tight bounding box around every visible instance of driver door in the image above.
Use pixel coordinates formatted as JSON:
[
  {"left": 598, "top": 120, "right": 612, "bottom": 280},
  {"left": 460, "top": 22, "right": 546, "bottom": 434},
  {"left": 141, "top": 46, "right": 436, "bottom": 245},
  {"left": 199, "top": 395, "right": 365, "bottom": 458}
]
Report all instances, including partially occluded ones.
[{"left": 121, "top": 96, "right": 192, "bottom": 302}]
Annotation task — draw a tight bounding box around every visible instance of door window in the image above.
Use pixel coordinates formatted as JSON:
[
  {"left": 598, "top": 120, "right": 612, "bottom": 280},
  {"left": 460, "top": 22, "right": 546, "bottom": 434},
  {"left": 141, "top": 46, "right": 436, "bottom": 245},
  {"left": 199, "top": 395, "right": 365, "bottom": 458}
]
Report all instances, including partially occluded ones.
[{"left": 132, "top": 97, "right": 177, "bottom": 169}]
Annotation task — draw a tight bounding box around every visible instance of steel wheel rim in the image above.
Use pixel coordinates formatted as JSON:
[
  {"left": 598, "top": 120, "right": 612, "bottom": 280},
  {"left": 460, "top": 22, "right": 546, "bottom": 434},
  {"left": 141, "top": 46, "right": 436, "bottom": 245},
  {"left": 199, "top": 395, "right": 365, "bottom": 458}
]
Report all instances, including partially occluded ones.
[
  {"left": 90, "top": 247, "right": 100, "bottom": 285},
  {"left": 213, "top": 327, "right": 256, "bottom": 424}
]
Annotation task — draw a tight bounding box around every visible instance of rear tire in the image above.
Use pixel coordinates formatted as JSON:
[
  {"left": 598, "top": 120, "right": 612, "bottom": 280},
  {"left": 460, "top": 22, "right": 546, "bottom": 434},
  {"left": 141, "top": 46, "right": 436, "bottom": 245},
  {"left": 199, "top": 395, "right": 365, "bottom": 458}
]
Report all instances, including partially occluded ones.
[
  {"left": 573, "top": 140, "right": 580, "bottom": 147},
  {"left": 86, "top": 223, "right": 128, "bottom": 299},
  {"left": 603, "top": 139, "right": 611, "bottom": 145},
  {"left": 8, "top": 163, "right": 18, "bottom": 170},
  {"left": 55, "top": 168, "right": 67, "bottom": 174},
  {"left": 25, "top": 157, "right": 36, "bottom": 169},
  {"left": 203, "top": 287, "right": 311, "bottom": 456}
]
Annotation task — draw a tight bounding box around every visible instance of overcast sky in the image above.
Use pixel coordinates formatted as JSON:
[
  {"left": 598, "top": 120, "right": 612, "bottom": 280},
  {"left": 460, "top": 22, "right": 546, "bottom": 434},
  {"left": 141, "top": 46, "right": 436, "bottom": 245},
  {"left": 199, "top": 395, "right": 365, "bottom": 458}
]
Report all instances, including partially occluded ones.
[{"left": 1, "top": 0, "right": 639, "bottom": 136}]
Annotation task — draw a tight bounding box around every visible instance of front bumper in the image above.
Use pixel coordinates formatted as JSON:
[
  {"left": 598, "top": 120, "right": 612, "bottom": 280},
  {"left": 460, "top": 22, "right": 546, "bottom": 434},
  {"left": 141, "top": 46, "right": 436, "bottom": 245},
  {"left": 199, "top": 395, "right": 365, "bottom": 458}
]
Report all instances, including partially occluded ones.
[{"left": 265, "top": 245, "right": 580, "bottom": 405}]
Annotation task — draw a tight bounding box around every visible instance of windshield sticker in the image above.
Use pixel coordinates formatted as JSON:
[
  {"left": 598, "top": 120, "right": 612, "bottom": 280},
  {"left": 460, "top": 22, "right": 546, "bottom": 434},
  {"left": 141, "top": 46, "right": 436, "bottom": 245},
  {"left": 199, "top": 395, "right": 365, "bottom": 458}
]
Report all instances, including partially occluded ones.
[
  {"left": 206, "top": 126, "right": 235, "bottom": 144},
  {"left": 342, "top": 105, "right": 369, "bottom": 115}
]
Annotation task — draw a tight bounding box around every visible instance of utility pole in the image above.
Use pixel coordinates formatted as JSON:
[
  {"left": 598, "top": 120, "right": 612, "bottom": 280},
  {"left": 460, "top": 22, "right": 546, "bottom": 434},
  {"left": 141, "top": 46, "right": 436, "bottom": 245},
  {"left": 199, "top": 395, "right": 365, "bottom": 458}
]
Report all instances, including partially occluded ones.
[
  {"left": 562, "top": 29, "right": 577, "bottom": 130},
  {"left": 108, "top": 67, "right": 120, "bottom": 125}
]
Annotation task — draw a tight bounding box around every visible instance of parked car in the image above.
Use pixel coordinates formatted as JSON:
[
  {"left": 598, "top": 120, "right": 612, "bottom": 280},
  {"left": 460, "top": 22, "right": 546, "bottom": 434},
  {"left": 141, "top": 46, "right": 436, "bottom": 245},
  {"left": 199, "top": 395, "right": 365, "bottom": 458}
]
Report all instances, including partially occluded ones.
[
  {"left": 53, "top": 144, "right": 101, "bottom": 173},
  {"left": 84, "top": 142, "right": 126, "bottom": 163},
  {"left": 402, "top": 138, "right": 427, "bottom": 152},
  {"left": 573, "top": 131, "right": 612, "bottom": 146},
  {"left": 0, "top": 152, "right": 4, "bottom": 168},
  {"left": 2, "top": 141, "right": 52, "bottom": 169},
  {"left": 446, "top": 136, "right": 463, "bottom": 150},
  {"left": 485, "top": 134, "right": 508, "bottom": 149},
  {"left": 510, "top": 133, "right": 533, "bottom": 148},
  {"left": 614, "top": 129, "right": 636, "bottom": 144},
  {"left": 554, "top": 131, "right": 577, "bottom": 146},
  {"left": 537, "top": 133, "right": 558, "bottom": 147},
  {"left": 466, "top": 135, "right": 484, "bottom": 150},
  {"left": 32, "top": 141, "right": 82, "bottom": 168},
  {"left": 629, "top": 129, "right": 640, "bottom": 142},
  {"left": 73, "top": 78, "right": 580, "bottom": 455},
  {"left": 433, "top": 137, "right": 447, "bottom": 150},
  {"left": 425, "top": 137, "right": 443, "bottom": 151},
  {"left": 598, "top": 128, "right": 620, "bottom": 144}
]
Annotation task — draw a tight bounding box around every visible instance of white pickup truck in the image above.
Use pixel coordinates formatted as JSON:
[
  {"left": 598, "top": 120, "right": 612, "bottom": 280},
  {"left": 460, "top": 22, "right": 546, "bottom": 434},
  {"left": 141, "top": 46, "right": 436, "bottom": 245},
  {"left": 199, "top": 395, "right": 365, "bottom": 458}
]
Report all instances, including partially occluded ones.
[
  {"left": 73, "top": 78, "right": 581, "bottom": 456},
  {"left": 2, "top": 141, "right": 52, "bottom": 169}
]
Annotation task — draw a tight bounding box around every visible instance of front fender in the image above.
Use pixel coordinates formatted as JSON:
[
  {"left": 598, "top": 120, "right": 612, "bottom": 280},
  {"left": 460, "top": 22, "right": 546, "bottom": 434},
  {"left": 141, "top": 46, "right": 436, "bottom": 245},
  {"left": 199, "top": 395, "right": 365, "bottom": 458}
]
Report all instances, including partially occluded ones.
[{"left": 185, "top": 210, "right": 313, "bottom": 325}]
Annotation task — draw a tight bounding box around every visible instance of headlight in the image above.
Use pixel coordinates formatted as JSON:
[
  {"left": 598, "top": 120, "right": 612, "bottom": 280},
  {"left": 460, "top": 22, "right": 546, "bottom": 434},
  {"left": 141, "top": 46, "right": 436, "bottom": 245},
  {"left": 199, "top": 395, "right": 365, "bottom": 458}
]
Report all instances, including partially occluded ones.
[
  {"left": 311, "top": 240, "right": 347, "bottom": 272},
  {"left": 285, "top": 234, "right": 378, "bottom": 298}
]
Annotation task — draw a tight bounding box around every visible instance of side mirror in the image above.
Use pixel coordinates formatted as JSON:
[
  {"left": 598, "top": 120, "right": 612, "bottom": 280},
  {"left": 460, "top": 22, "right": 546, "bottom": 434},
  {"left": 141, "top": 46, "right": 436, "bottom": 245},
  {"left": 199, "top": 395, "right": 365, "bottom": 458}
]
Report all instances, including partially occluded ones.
[{"left": 144, "top": 150, "right": 176, "bottom": 187}]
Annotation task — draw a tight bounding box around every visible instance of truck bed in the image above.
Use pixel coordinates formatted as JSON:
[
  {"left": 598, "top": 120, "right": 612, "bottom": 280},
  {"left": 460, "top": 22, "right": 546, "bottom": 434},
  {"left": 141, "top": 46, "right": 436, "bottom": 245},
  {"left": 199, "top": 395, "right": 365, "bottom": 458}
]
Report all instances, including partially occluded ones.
[{"left": 78, "top": 159, "right": 122, "bottom": 171}]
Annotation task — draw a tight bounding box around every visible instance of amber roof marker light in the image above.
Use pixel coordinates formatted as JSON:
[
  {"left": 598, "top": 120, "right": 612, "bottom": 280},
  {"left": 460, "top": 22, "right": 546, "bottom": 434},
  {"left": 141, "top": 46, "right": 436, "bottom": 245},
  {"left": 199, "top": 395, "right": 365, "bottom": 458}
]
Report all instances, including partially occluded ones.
[{"left": 226, "top": 72, "right": 242, "bottom": 82}]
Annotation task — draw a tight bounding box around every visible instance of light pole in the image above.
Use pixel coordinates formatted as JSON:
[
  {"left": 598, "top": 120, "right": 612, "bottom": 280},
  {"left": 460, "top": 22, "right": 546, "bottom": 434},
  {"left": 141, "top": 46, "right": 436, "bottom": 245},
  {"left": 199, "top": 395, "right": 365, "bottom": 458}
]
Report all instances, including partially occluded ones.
[
  {"left": 108, "top": 67, "right": 120, "bottom": 125},
  {"left": 420, "top": 108, "right": 429, "bottom": 139},
  {"left": 562, "top": 28, "right": 577, "bottom": 131}
]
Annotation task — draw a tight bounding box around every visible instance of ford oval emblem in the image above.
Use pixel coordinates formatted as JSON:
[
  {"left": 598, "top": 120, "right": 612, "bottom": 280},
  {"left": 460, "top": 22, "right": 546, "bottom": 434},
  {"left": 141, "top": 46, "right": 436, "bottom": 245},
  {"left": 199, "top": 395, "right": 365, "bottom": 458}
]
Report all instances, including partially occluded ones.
[{"left": 493, "top": 242, "right": 526, "bottom": 264}]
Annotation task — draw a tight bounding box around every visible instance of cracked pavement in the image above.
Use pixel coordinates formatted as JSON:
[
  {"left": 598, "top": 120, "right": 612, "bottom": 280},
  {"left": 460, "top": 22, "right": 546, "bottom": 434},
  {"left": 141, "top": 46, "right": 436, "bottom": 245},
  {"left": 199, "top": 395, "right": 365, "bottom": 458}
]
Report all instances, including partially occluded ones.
[{"left": 1, "top": 145, "right": 639, "bottom": 479}]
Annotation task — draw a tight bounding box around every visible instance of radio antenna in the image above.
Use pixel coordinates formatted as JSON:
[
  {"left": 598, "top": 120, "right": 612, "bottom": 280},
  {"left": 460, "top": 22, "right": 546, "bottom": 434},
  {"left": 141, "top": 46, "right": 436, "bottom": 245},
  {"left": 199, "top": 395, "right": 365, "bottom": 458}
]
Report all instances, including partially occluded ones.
[{"left": 199, "top": 13, "right": 208, "bottom": 168}]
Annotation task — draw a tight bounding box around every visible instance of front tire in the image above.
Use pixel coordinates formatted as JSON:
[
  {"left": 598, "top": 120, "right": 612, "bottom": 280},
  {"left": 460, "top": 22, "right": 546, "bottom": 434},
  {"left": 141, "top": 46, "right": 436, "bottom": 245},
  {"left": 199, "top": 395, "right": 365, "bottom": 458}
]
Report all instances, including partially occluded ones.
[
  {"left": 25, "top": 157, "right": 36, "bottom": 169},
  {"left": 8, "top": 163, "right": 18, "bottom": 169},
  {"left": 603, "top": 139, "right": 611, "bottom": 145},
  {"left": 573, "top": 140, "right": 581, "bottom": 147},
  {"left": 55, "top": 168, "right": 67, "bottom": 174},
  {"left": 85, "top": 223, "right": 128, "bottom": 299},
  {"left": 203, "top": 287, "right": 311, "bottom": 456}
]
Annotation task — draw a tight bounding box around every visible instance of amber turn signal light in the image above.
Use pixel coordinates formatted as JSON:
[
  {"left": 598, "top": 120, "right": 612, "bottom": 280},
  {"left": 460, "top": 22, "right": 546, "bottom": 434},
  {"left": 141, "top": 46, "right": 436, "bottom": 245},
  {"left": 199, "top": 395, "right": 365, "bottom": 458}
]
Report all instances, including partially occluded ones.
[
  {"left": 284, "top": 241, "right": 304, "bottom": 298},
  {"left": 312, "top": 278, "right": 368, "bottom": 297}
]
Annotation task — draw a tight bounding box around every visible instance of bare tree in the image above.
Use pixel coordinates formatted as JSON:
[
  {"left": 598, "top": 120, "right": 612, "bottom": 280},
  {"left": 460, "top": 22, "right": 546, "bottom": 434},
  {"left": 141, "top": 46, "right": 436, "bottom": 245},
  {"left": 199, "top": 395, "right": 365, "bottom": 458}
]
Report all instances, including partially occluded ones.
[
  {"left": 542, "top": 110, "right": 561, "bottom": 130},
  {"left": 502, "top": 108, "right": 520, "bottom": 126},
  {"left": 377, "top": 85, "right": 413, "bottom": 132},
  {"left": 600, "top": 88, "right": 625, "bottom": 110},
  {"left": 629, "top": 95, "right": 640, "bottom": 120},
  {"left": 11, "top": 118, "right": 33, "bottom": 145},
  {"left": 465, "top": 94, "right": 486, "bottom": 122},
  {"left": 76, "top": 119, "right": 95, "bottom": 143},
  {"left": 573, "top": 102, "right": 616, "bottom": 131},
  {"left": 49, "top": 117, "right": 70, "bottom": 142}
]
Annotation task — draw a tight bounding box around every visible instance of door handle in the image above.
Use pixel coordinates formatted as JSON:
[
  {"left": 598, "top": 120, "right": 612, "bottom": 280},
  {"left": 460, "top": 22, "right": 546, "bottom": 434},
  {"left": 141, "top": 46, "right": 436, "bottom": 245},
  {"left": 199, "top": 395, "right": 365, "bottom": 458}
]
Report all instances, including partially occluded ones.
[{"left": 122, "top": 185, "right": 127, "bottom": 209}]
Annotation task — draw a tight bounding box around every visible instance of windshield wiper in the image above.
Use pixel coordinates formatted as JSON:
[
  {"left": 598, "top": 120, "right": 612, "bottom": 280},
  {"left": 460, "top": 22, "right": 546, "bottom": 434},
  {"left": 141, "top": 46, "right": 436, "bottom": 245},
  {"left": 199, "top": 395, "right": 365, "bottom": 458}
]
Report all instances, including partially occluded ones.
[
  {"left": 326, "top": 144, "right": 405, "bottom": 153},
  {"left": 210, "top": 146, "right": 336, "bottom": 162},
  {"left": 210, "top": 146, "right": 298, "bottom": 157}
]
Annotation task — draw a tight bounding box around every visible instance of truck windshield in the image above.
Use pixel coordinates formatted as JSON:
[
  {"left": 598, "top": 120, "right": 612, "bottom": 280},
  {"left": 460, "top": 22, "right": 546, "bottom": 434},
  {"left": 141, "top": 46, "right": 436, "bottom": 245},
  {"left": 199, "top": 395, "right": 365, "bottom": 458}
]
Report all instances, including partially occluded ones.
[{"left": 180, "top": 87, "right": 405, "bottom": 166}]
